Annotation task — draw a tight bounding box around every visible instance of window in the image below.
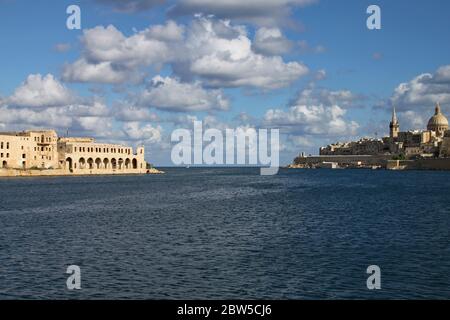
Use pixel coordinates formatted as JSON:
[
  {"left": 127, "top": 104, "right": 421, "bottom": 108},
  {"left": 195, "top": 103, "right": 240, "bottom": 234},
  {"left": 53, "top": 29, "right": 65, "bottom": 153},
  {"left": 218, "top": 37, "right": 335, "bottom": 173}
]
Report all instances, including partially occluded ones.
[
  {"left": 0, "top": 142, "right": 3, "bottom": 149},
  {"left": 6, "top": 142, "right": 9, "bottom": 149},
  {"left": 6, "top": 153, "right": 9, "bottom": 158},
  {"left": 22, "top": 154, "right": 26, "bottom": 159}
]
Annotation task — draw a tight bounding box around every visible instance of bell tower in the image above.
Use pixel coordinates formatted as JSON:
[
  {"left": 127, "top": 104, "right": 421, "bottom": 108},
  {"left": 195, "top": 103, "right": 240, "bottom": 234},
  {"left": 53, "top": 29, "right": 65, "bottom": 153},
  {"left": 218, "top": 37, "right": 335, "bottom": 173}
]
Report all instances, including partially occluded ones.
[{"left": 389, "top": 107, "right": 399, "bottom": 139}]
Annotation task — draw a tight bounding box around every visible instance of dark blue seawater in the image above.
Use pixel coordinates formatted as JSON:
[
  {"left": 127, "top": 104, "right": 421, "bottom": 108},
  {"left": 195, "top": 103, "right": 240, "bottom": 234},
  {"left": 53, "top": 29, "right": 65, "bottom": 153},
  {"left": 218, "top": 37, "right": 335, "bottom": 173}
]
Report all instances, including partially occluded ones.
[{"left": 0, "top": 168, "right": 449, "bottom": 299}]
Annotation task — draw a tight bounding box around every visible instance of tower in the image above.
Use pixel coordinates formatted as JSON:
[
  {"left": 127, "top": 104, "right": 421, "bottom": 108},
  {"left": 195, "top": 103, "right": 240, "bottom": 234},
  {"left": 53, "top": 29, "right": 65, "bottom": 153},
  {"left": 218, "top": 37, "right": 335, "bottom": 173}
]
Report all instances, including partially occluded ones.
[{"left": 389, "top": 107, "right": 399, "bottom": 139}]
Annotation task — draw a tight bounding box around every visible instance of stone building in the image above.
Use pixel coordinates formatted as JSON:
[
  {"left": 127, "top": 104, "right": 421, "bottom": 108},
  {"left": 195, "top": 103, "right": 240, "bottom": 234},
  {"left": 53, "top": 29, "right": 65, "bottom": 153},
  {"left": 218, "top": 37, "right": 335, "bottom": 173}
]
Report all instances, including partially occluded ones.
[
  {"left": 319, "top": 103, "right": 450, "bottom": 159},
  {"left": 0, "top": 130, "right": 147, "bottom": 175},
  {"left": 427, "top": 103, "right": 449, "bottom": 137}
]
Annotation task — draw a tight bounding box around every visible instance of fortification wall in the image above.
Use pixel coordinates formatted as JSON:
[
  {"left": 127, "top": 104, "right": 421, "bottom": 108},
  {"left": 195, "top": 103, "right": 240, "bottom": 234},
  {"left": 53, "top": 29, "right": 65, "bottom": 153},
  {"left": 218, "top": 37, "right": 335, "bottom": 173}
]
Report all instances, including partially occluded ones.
[
  {"left": 387, "top": 158, "right": 450, "bottom": 170},
  {"left": 294, "top": 155, "right": 392, "bottom": 166},
  {"left": 0, "top": 167, "right": 149, "bottom": 177}
]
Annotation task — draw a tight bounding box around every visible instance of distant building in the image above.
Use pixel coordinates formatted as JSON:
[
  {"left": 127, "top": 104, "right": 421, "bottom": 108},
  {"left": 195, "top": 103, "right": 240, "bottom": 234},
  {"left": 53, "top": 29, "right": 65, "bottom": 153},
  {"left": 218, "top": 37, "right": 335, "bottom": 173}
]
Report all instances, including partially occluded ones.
[
  {"left": 0, "top": 130, "right": 147, "bottom": 175},
  {"left": 319, "top": 103, "right": 450, "bottom": 159}
]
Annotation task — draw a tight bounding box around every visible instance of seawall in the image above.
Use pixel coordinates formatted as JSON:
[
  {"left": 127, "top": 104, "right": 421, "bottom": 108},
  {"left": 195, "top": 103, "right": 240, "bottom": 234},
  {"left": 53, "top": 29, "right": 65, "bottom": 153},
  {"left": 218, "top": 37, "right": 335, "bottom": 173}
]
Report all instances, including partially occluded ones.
[{"left": 0, "top": 167, "right": 164, "bottom": 177}]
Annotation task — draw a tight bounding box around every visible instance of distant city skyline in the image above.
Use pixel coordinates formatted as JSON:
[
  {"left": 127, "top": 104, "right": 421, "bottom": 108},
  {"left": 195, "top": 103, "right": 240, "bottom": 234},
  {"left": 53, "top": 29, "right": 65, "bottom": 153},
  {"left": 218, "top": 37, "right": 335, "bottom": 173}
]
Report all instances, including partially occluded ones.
[{"left": 1, "top": 0, "right": 450, "bottom": 165}]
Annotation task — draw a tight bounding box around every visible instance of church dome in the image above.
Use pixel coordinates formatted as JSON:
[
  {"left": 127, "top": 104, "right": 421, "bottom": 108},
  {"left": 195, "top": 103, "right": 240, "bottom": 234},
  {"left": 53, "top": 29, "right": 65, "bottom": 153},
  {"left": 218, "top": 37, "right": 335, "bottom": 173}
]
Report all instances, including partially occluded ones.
[{"left": 427, "top": 103, "right": 449, "bottom": 132}]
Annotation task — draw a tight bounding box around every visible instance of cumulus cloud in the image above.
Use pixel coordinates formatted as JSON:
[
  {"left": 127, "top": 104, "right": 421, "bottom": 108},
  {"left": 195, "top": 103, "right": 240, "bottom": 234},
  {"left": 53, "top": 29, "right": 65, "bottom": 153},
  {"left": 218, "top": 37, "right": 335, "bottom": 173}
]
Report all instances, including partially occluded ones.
[
  {"left": 264, "top": 104, "right": 359, "bottom": 136},
  {"left": 62, "top": 22, "right": 183, "bottom": 84},
  {"left": 0, "top": 106, "right": 74, "bottom": 128},
  {"left": 136, "top": 76, "right": 229, "bottom": 112},
  {"left": 62, "top": 58, "right": 143, "bottom": 84},
  {"left": 262, "top": 84, "right": 361, "bottom": 143},
  {"left": 0, "top": 74, "right": 117, "bottom": 140},
  {"left": 95, "top": 0, "right": 165, "bottom": 13},
  {"left": 7, "top": 74, "right": 76, "bottom": 108},
  {"left": 63, "top": 16, "right": 308, "bottom": 89},
  {"left": 294, "top": 86, "right": 364, "bottom": 109},
  {"left": 252, "top": 27, "right": 293, "bottom": 55},
  {"left": 168, "top": 0, "right": 318, "bottom": 26},
  {"left": 1, "top": 97, "right": 110, "bottom": 129},
  {"left": 390, "top": 65, "right": 450, "bottom": 111},
  {"left": 123, "top": 122, "right": 162, "bottom": 144},
  {"left": 113, "top": 103, "right": 160, "bottom": 122},
  {"left": 0, "top": 74, "right": 166, "bottom": 151},
  {"left": 174, "top": 17, "right": 308, "bottom": 89}
]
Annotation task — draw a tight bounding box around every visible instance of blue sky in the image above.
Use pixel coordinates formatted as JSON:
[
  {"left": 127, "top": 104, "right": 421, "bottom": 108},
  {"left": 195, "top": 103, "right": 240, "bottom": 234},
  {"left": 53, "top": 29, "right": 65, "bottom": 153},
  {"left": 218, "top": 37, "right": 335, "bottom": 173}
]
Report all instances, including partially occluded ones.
[{"left": 1, "top": 0, "right": 450, "bottom": 165}]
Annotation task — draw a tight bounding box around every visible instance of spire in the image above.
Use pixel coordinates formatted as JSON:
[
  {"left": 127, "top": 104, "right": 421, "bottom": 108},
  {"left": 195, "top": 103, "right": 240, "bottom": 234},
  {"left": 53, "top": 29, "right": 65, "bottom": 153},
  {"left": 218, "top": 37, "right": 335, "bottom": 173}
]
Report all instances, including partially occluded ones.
[
  {"left": 391, "top": 106, "right": 398, "bottom": 124},
  {"left": 435, "top": 102, "right": 441, "bottom": 115}
]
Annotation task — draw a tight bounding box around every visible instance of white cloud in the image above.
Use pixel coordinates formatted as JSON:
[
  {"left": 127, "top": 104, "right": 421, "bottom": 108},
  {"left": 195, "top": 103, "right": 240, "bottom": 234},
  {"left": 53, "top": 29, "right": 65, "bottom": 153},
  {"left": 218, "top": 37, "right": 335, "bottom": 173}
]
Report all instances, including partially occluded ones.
[
  {"left": 63, "top": 59, "right": 142, "bottom": 84},
  {"left": 0, "top": 74, "right": 167, "bottom": 152},
  {"left": 137, "top": 76, "right": 229, "bottom": 112},
  {"left": 295, "top": 86, "right": 363, "bottom": 109},
  {"left": 113, "top": 103, "right": 160, "bottom": 122},
  {"left": 288, "top": 135, "right": 314, "bottom": 147},
  {"left": 62, "top": 22, "right": 183, "bottom": 84},
  {"left": 400, "top": 110, "right": 426, "bottom": 130},
  {"left": 95, "top": 0, "right": 165, "bottom": 13},
  {"left": 0, "top": 106, "right": 74, "bottom": 128},
  {"left": 252, "top": 27, "right": 293, "bottom": 55},
  {"left": 123, "top": 122, "right": 162, "bottom": 144},
  {"left": 63, "top": 17, "right": 308, "bottom": 89},
  {"left": 391, "top": 65, "right": 450, "bottom": 110},
  {"left": 264, "top": 104, "right": 359, "bottom": 136},
  {"left": 169, "top": 0, "right": 318, "bottom": 26},
  {"left": 176, "top": 17, "right": 308, "bottom": 89},
  {"left": 8, "top": 74, "right": 76, "bottom": 108}
]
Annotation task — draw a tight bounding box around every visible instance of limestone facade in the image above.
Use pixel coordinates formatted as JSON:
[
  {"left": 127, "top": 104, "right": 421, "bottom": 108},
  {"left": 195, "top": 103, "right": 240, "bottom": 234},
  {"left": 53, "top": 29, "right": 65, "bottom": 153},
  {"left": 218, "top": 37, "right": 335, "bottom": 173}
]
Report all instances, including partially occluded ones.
[
  {"left": 0, "top": 130, "right": 147, "bottom": 176},
  {"left": 319, "top": 103, "right": 450, "bottom": 159}
]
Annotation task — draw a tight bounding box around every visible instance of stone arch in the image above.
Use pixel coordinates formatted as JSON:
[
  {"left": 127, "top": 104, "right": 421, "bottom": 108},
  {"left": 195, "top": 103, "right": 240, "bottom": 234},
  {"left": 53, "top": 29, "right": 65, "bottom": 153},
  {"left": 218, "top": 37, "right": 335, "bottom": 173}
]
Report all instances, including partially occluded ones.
[
  {"left": 2, "top": 160, "right": 7, "bottom": 168},
  {"left": 66, "top": 157, "right": 73, "bottom": 170},
  {"left": 87, "top": 158, "right": 94, "bottom": 169},
  {"left": 111, "top": 158, "right": 117, "bottom": 170},
  {"left": 103, "top": 158, "right": 109, "bottom": 169},
  {"left": 79, "top": 157, "right": 86, "bottom": 169},
  {"left": 132, "top": 158, "right": 138, "bottom": 169},
  {"left": 95, "top": 158, "right": 102, "bottom": 169},
  {"left": 118, "top": 158, "right": 124, "bottom": 170},
  {"left": 125, "top": 158, "right": 131, "bottom": 169}
]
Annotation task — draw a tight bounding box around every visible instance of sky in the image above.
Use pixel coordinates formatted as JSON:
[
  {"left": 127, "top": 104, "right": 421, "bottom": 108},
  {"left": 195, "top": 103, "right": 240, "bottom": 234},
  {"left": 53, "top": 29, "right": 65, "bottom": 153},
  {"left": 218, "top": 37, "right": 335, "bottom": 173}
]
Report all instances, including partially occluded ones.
[{"left": 1, "top": 0, "right": 450, "bottom": 166}]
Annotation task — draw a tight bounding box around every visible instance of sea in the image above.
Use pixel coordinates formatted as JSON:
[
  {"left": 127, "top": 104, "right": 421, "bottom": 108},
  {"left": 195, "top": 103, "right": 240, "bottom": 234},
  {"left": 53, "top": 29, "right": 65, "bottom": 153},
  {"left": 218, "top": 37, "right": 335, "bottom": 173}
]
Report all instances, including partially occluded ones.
[{"left": 0, "top": 168, "right": 449, "bottom": 299}]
